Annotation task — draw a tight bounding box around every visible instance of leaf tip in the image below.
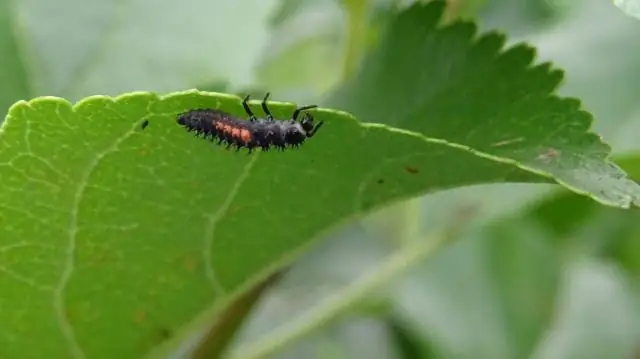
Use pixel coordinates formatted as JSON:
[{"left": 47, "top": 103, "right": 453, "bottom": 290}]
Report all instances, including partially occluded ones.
[{"left": 6, "top": 96, "right": 73, "bottom": 117}]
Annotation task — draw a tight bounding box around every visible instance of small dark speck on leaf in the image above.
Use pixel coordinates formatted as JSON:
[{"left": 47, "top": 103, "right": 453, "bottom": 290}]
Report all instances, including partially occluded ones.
[
  {"left": 140, "top": 119, "right": 149, "bottom": 130},
  {"left": 157, "top": 327, "right": 172, "bottom": 341},
  {"left": 376, "top": 179, "right": 385, "bottom": 184},
  {"left": 405, "top": 166, "right": 419, "bottom": 174}
]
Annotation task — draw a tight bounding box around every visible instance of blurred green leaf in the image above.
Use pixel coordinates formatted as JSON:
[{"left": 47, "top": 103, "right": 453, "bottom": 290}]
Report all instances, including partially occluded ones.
[
  {"left": 256, "top": 0, "right": 346, "bottom": 101},
  {"left": 395, "top": 228, "right": 640, "bottom": 359},
  {"left": 613, "top": 152, "right": 640, "bottom": 179},
  {"left": 528, "top": 189, "right": 599, "bottom": 237},
  {"left": 529, "top": 259, "right": 639, "bottom": 359},
  {"left": 16, "top": 0, "right": 278, "bottom": 100},
  {"left": 388, "top": 186, "right": 640, "bottom": 359},
  {"left": 0, "top": 1, "right": 31, "bottom": 117},
  {"left": 479, "top": 0, "right": 558, "bottom": 37},
  {"left": 257, "top": 34, "right": 342, "bottom": 95},
  {"left": 393, "top": 218, "right": 560, "bottom": 359},
  {"left": 386, "top": 315, "right": 438, "bottom": 359},
  {"left": 613, "top": 0, "right": 640, "bottom": 20},
  {"left": 268, "top": 0, "right": 315, "bottom": 27},
  {"left": 484, "top": 220, "right": 561, "bottom": 358}
]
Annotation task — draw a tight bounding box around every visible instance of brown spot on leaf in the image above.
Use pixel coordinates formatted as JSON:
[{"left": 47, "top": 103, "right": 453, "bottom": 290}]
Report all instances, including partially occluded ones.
[
  {"left": 65, "top": 308, "right": 75, "bottom": 323},
  {"left": 229, "top": 205, "right": 242, "bottom": 215},
  {"left": 133, "top": 310, "right": 147, "bottom": 324},
  {"left": 139, "top": 145, "right": 151, "bottom": 156},
  {"left": 405, "top": 166, "right": 419, "bottom": 174},
  {"left": 184, "top": 255, "right": 198, "bottom": 272}
]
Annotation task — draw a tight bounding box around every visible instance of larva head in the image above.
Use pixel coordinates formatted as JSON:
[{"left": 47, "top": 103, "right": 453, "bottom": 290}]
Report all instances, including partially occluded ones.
[{"left": 299, "top": 112, "right": 316, "bottom": 135}]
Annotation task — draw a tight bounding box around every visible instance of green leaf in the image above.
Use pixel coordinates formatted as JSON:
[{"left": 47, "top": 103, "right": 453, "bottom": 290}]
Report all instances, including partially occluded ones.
[
  {"left": 386, "top": 316, "right": 438, "bottom": 359},
  {"left": 529, "top": 259, "right": 639, "bottom": 359},
  {"left": 0, "top": 89, "right": 543, "bottom": 359},
  {"left": 327, "top": 0, "right": 640, "bottom": 209},
  {"left": 394, "top": 219, "right": 560, "bottom": 359},
  {"left": 613, "top": 0, "right": 640, "bottom": 20},
  {"left": 393, "top": 221, "right": 640, "bottom": 359}
]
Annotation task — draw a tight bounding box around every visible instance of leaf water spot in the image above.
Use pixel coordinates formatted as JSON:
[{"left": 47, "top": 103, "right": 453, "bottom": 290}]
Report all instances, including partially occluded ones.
[
  {"left": 491, "top": 137, "right": 524, "bottom": 147},
  {"left": 537, "top": 148, "right": 560, "bottom": 163}
]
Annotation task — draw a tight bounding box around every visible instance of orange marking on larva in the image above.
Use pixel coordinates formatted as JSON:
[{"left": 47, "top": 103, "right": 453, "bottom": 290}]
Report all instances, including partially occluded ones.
[
  {"left": 231, "top": 128, "right": 241, "bottom": 138},
  {"left": 240, "top": 129, "right": 252, "bottom": 143},
  {"left": 221, "top": 125, "right": 234, "bottom": 136}
]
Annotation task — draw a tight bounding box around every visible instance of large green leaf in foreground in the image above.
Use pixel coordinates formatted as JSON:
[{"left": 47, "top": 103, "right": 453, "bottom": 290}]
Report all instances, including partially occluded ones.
[{"left": 0, "top": 2, "right": 639, "bottom": 359}]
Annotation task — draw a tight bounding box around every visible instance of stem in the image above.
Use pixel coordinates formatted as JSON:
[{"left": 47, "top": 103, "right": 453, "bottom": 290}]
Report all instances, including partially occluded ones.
[
  {"left": 190, "top": 270, "right": 285, "bottom": 359},
  {"left": 226, "top": 229, "right": 455, "bottom": 359},
  {"left": 341, "top": 0, "right": 372, "bottom": 80}
]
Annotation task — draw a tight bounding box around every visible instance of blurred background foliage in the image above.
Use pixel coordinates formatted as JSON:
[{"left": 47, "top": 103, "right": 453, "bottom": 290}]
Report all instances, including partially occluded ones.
[{"left": 2, "top": 0, "right": 640, "bottom": 358}]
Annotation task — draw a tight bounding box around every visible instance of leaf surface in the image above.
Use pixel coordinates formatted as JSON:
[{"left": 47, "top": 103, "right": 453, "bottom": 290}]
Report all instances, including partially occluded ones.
[{"left": 0, "top": 89, "right": 541, "bottom": 358}]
